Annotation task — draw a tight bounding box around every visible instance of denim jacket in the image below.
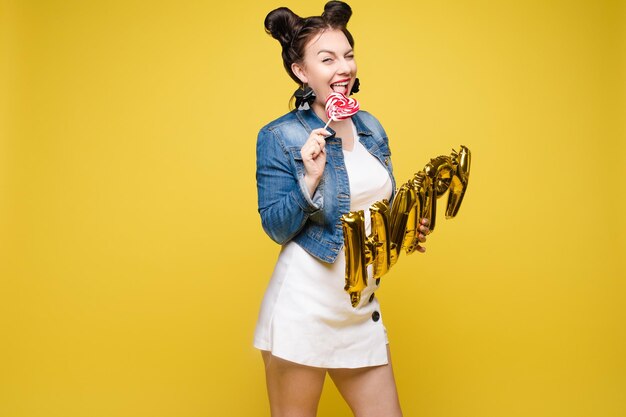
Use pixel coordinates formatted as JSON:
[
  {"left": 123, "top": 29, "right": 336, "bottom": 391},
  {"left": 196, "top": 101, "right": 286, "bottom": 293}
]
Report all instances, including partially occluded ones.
[{"left": 256, "top": 107, "right": 396, "bottom": 263}]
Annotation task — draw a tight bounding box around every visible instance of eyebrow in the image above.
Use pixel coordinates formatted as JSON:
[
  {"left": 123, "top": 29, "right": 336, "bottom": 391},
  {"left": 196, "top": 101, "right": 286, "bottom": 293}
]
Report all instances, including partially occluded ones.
[{"left": 317, "top": 49, "right": 354, "bottom": 55}]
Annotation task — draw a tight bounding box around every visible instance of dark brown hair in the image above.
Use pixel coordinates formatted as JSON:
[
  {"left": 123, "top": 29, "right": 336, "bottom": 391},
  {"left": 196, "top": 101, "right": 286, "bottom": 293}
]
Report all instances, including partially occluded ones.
[{"left": 264, "top": 1, "right": 355, "bottom": 85}]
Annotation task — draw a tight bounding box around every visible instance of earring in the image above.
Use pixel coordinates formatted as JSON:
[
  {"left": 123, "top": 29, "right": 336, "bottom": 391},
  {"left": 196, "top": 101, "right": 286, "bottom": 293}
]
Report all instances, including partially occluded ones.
[
  {"left": 294, "top": 83, "right": 316, "bottom": 110},
  {"left": 350, "top": 77, "right": 360, "bottom": 95}
]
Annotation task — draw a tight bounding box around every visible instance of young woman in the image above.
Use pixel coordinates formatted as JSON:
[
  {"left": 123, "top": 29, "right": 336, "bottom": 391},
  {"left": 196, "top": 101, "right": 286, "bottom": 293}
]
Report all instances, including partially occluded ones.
[{"left": 254, "top": 2, "right": 430, "bottom": 416}]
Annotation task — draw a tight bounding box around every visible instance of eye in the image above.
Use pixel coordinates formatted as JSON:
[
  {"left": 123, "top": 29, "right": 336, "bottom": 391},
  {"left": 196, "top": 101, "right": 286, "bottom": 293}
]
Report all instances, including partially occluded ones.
[
  {"left": 322, "top": 57, "right": 333, "bottom": 63},
  {"left": 346, "top": 54, "right": 355, "bottom": 60}
]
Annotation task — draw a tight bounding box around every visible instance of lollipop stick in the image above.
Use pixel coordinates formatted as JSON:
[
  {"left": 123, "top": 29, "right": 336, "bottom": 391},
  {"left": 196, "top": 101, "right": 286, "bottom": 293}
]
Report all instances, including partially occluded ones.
[{"left": 323, "top": 118, "right": 333, "bottom": 130}]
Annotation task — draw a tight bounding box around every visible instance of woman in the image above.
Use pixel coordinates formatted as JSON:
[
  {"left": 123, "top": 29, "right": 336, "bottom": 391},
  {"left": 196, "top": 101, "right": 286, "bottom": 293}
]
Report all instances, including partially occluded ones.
[{"left": 254, "top": 2, "right": 430, "bottom": 416}]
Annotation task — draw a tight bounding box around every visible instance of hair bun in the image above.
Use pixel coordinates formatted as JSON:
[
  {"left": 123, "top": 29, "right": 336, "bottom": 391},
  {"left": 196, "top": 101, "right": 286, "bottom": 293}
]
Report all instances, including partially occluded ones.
[
  {"left": 264, "top": 7, "right": 303, "bottom": 47},
  {"left": 322, "top": 1, "right": 352, "bottom": 27}
]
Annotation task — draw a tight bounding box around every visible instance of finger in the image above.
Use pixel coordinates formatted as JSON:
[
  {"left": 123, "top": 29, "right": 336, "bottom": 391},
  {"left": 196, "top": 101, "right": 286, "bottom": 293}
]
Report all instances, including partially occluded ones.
[
  {"left": 415, "top": 245, "right": 426, "bottom": 253},
  {"left": 314, "top": 128, "right": 331, "bottom": 136},
  {"left": 308, "top": 135, "right": 325, "bottom": 149},
  {"left": 313, "top": 131, "right": 330, "bottom": 141},
  {"left": 304, "top": 144, "right": 317, "bottom": 160},
  {"left": 312, "top": 134, "right": 324, "bottom": 145},
  {"left": 311, "top": 143, "right": 322, "bottom": 158},
  {"left": 418, "top": 233, "right": 426, "bottom": 243},
  {"left": 419, "top": 225, "right": 429, "bottom": 234},
  {"left": 420, "top": 218, "right": 430, "bottom": 226}
]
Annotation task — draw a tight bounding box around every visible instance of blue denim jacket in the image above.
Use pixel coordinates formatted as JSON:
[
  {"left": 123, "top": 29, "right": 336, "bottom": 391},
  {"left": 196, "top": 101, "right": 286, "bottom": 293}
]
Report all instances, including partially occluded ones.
[{"left": 256, "top": 107, "right": 396, "bottom": 263}]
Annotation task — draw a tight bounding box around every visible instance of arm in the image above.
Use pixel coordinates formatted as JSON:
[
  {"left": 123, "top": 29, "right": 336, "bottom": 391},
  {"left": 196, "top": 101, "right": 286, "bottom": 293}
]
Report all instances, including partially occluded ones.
[{"left": 256, "top": 127, "right": 324, "bottom": 244}]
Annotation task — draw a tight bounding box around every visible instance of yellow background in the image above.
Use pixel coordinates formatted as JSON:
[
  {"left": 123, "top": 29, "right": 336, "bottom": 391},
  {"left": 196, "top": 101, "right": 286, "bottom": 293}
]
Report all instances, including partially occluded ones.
[{"left": 1, "top": 0, "right": 624, "bottom": 416}]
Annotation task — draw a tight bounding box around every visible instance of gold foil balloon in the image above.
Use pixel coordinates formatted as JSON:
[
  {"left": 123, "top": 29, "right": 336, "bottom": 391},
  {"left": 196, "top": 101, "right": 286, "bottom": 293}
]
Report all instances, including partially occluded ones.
[
  {"left": 402, "top": 172, "right": 433, "bottom": 254},
  {"left": 367, "top": 200, "right": 391, "bottom": 279},
  {"left": 422, "top": 146, "right": 472, "bottom": 231},
  {"left": 341, "top": 145, "right": 472, "bottom": 307},
  {"left": 423, "top": 155, "right": 453, "bottom": 232},
  {"left": 445, "top": 146, "right": 471, "bottom": 218},
  {"left": 341, "top": 200, "right": 392, "bottom": 307},
  {"left": 341, "top": 211, "right": 368, "bottom": 307},
  {"left": 387, "top": 184, "right": 416, "bottom": 267}
]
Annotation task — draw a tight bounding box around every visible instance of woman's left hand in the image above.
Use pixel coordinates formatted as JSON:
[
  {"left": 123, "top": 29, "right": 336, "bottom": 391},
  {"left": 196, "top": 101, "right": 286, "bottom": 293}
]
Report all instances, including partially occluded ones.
[{"left": 414, "top": 218, "right": 430, "bottom": 253}]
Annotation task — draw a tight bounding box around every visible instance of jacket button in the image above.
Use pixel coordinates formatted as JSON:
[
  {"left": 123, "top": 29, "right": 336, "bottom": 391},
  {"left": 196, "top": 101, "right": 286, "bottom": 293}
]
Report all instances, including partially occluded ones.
[
  {"left": 369, "top": 293, "right": 375, "bottom": 303},
  {"left": 384, "top": 157, "right": 389, "bottom": 165},
  {"left": 372, "top": 311, "right": 380, "bottom": 322}
]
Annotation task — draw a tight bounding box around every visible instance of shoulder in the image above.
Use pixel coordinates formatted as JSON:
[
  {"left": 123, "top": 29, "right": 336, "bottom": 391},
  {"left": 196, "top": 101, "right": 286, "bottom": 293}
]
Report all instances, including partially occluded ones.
[
  {"left": 258, "top": 110, "right": 310, "bottom": 149},
  {"left": 354, "top": 109, "right": 389, "bottom": 143},
  {"left": 355, "top": 109, "right": 381, "bottom": 124},
  {"left": 259, "top": 110, "right": 300, "bottom": 132}
]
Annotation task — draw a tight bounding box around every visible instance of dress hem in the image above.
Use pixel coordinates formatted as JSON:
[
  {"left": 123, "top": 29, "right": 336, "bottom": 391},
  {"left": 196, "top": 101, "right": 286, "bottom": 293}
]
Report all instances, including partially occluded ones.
[{"left": 253, "top": 339, "right": 390, "bottom": 369}]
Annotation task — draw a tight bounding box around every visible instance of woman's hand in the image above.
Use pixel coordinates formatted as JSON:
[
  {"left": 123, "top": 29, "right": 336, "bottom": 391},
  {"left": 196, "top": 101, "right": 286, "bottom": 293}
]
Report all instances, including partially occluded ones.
[
  {"left": 301, "top": 128, "right": 331, "bottom": 195},
  {"left": 414, "top": 218, "right": 430, "bottom": 253}
]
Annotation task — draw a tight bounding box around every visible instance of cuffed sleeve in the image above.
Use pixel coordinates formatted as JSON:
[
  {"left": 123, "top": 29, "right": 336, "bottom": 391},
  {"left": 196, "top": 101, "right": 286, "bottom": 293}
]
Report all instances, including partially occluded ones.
[{"left": 296, "top": 174, "right": 324, "bottom": 212}]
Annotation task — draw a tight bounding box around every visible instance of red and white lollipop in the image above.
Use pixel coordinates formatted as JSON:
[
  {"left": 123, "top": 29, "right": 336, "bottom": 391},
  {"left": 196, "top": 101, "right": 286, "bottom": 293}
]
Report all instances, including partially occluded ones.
[{"left": 323, "top": 92, "right": 360, "bottom": 129}]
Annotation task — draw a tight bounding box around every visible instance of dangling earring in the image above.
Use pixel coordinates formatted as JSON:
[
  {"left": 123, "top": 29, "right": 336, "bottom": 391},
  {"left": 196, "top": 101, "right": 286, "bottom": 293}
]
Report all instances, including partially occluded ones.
[
  {"left": 350, "top": 78, "right": 360, "bottom": 95},
  {"left": 294, "top": 83, "right": 316, "bottom": 110}
]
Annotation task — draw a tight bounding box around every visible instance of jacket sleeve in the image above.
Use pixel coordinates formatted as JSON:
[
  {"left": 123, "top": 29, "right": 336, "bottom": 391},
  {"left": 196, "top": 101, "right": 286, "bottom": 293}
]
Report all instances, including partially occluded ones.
[{"left": 256, "top": 126, "right": 323, "bottom": 245}]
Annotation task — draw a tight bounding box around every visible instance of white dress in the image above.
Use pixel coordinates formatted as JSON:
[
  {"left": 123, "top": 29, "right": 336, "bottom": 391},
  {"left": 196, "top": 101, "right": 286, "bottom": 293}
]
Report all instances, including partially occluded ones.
[{"left": 253, "top": 120, "right": 394, "bottom": 368}]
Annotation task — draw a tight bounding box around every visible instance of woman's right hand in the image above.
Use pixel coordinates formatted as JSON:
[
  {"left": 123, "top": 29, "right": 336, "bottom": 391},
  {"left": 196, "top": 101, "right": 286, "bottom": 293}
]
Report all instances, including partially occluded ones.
[{"left": 301, "top": 128, "right": 331, "bottom": 195}]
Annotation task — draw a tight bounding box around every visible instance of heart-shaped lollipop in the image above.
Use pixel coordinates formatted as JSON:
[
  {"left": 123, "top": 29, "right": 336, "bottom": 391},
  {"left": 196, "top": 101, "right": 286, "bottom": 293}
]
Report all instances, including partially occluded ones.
[{"left": 323, "top": 92, "right": 360, "bottom": 129}]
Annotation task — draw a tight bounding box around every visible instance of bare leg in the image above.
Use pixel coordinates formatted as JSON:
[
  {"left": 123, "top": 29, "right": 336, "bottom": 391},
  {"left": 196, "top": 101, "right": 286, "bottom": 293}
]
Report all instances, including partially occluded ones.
[
  {"left": 261, "top": 350, "right": 327, "bottom": 417},
  {"left": 327, "top": 345, "right": 403, "bottom": 417}
]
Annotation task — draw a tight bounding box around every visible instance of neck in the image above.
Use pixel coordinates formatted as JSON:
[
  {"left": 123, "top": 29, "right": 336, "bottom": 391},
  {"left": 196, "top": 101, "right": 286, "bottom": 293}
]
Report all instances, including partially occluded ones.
[{"left": 311, "top": 101, "right": 327, "bottom": 123}]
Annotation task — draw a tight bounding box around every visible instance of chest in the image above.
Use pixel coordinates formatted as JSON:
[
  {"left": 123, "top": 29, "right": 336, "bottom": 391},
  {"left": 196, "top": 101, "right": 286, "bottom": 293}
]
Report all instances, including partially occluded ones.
[{"left": 331, "top": 123, "right": 355, "bottom": 151}]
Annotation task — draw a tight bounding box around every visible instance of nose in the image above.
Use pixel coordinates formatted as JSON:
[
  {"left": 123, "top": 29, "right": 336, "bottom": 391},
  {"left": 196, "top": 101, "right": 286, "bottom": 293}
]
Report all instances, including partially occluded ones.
[{"left": 337, "top": 57, "right": 352, "bottom": 75}]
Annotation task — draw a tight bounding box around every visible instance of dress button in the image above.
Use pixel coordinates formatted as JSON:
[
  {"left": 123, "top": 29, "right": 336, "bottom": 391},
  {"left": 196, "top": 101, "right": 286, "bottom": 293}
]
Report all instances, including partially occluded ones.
[
  {"left": 369, "top": 293, "right": 375, "bottom": 303},
  {"left": 372, "top": 311, "right": 380, "bottom": 322},
  {"left": 375, "top": 278, "right": 380, "bottom": 286}
]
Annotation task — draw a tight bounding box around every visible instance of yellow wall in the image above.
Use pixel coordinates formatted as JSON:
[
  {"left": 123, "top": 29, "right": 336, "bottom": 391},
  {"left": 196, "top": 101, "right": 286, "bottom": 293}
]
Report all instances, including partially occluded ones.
[{"left": 1, "top": 1, "right": 624, "bottom": 416}]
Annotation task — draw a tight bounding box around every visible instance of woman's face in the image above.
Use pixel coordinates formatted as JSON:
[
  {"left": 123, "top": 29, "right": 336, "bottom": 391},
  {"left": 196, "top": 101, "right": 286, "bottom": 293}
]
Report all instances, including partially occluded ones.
[{"left": 292, "top": 28, "right": 357, "bottom": 115}]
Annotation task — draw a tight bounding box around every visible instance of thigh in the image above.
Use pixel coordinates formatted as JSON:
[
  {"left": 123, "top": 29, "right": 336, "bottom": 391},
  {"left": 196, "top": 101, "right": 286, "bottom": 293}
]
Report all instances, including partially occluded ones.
[
  {"left": 261, "top": 350, "right": 327, "bottom": 417},
  {"left": 327, "top": 345, "right": 403, "bottom": 417}
]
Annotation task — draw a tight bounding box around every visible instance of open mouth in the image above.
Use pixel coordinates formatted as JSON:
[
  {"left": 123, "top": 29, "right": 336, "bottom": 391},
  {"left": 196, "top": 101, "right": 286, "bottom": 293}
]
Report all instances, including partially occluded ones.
[{"left": 330, "top": 80, "right": 350, "bottom": 95}]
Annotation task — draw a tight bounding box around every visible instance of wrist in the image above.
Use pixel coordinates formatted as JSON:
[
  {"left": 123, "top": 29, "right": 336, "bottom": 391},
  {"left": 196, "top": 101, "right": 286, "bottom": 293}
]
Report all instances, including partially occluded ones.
[{"left": 303, "top": 174, "right": 321, "bottom": 196}]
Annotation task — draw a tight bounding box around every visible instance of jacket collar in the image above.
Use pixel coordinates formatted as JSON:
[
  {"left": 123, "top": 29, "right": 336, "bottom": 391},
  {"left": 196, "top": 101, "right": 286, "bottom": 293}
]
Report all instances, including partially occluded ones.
[{"left": 295, "top": 107, "right": 373, "bottom": 137}]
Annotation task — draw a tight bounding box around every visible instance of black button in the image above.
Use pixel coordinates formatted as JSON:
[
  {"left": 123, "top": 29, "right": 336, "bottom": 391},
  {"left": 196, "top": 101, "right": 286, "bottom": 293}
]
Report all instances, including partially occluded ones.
[
  {"left": 372, "top": 311, "right": 380, "bottom": 322},
  {"left": 369, "top": 293, "right": 375, "bottom": 303},
  {"left": 375, "top": 278, "right": 380, "bottom": 286}
]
